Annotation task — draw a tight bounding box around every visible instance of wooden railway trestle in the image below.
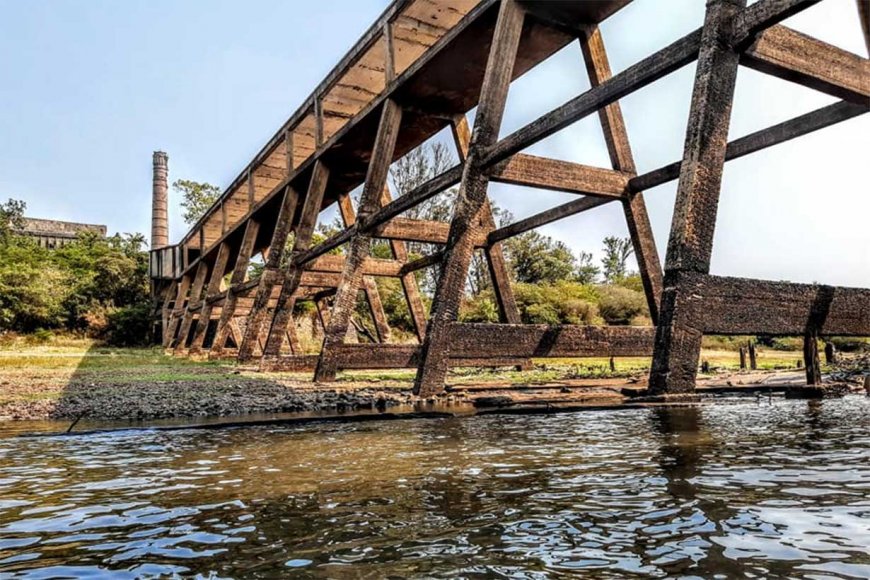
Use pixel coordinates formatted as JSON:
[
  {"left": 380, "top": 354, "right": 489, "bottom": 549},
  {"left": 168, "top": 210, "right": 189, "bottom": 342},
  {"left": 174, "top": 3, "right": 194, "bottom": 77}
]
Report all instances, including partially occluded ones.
[{"left": 150, "top": 0, "right": 870, "bottom": 396}]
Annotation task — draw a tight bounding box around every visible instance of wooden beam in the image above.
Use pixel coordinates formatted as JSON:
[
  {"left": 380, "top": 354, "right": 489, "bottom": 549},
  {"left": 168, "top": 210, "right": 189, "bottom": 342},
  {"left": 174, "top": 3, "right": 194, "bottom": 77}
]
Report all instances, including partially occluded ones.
[
  {"left": 450, "top": 114, "right": 522, "bottom": 325},
  {"left": 488, "top": 196, "right": 611, "bottom": 245},
  {"left": 630, "top": 100, "right": 868, "bottom": 192},
  {"left": 731, "top": 0, "right": 823, "bottom": 48},
  {"left": 483, "top": 28, "right": 704, "bottom": 168},
  {"left": 742, "top": 25, "right": 870, "bottom": 104},
  {"left": 163, "top": 273, "right": 192, "bottom": 348},
  {"left": 261, "top": 161, "right": 330, "bottom": 358},
  {"left": 650, "top": 0, "right": 747, "bottom": 395},
  {"left": 237, "top": 186, "right": 300, "bottom": 360},
  {"left": 209, "top": 218, "right": 261, "bottom": 355},
  {"left": 315, "top": 98, "right": 403, "bottom": 381},
  {"left": 189, "top": 240, "right": 233, "bottom": 352},
  {"left": 374, "top": 218, "right": 451, "bottom": 243},
  {"left": 580, "top": 25, "right": 663, "bottom": 324},
  {"left": 447, "top": 324, "right": 655, "bottom": 359},
  {"left": 489, "top": 153, "right": 630, "bottom": 197},
  {"left": 415, "top": 0, "right": 526, "bottom": 397},
  {"left": 173, "top": 262, "right": 209, "bottom": 350}
]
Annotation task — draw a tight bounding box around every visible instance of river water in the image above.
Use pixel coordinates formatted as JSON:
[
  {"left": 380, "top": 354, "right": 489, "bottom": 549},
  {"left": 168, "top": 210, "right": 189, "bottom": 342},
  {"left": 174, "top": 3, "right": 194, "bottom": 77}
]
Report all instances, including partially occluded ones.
[{"left": 0, "top": 398, "right": 868, "bottom": 579}]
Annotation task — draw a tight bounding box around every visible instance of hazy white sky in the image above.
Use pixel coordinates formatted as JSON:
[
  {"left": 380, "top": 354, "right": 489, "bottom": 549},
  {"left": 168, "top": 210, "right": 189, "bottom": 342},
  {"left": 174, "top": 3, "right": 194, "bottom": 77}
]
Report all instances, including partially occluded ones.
[{"left": 1, "top": 0, "right": 867, "bottom": 286}]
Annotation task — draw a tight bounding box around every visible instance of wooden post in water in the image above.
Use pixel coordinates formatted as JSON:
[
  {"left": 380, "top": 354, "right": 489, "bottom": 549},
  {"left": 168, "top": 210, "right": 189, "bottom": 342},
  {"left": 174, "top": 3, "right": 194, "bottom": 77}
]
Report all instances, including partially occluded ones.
[
  {"left": 824, "top": 341, "right": 836, "bottom": 364},
  {"left": 804, "top": 331, "right": 821, "bottom": 385},
  {"left": 739, "top": 347, "right": 747, "bottom": 370},
  {"left": 748, "top": 341, "right": 758, "bottom": 370}
]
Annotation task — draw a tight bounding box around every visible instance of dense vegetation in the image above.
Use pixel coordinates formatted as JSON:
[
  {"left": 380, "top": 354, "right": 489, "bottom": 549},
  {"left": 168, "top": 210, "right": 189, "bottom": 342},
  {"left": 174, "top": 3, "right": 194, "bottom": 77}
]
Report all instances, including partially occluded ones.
[{"left": 0, "top": 199, "right": 151, "bottom": 345}]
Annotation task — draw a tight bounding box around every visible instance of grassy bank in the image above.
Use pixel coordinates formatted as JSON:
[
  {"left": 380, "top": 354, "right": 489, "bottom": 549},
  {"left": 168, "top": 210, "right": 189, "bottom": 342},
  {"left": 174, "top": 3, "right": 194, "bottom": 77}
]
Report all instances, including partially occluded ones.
[{"left": 0, "top": 337, "right": 807, "bottom": 421}]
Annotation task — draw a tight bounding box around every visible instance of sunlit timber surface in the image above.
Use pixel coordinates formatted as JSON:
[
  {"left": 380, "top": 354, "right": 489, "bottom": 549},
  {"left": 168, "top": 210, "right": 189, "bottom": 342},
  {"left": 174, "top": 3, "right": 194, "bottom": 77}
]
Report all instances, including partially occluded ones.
[{"left": 0, "top": 397, "right": 868, "bottom": 578}]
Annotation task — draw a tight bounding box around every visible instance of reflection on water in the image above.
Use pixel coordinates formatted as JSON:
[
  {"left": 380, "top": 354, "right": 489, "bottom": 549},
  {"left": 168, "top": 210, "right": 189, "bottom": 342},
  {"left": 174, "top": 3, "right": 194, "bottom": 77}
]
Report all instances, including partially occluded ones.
[{"left": 0, "top": 398, "right": 868, "bottom": 578}]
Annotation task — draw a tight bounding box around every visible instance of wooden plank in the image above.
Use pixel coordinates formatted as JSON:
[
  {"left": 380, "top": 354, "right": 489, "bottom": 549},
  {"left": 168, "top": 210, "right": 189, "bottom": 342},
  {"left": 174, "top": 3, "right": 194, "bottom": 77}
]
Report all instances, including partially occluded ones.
[
  {"left": 374, "top": 218, "right": 451, "bottom": 243},
  {"left": 742, "top": 25, "right": 870, "bottom": 104},
  {"left": 315, "top": 98, "right": 403, "bottom": 381},
  {"left": 650, "top": 0, "right": 746, "bottom": 395},
  {"left": 415, "top": 0, "right": 526, "bottom": 397},
  {"left": 580, "top": 25, "right": 663, "bottom": 324}
]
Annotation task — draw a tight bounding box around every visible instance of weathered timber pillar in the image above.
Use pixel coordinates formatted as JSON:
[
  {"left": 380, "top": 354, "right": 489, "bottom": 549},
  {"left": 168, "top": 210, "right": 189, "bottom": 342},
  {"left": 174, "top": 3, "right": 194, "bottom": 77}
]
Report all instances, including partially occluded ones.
[
  {"left": 739, "top": 346, "right": 747, "bottom": 369},
  {"left": 379, "top": 185, "right": 428, "bottom": 341},
  {"left": 261, "top": 161, "right": 330, "bottom": 359},
  {"left": 804, "top": 331, "right": 821, "bottom": 385},
  {"left": 314, "top": 99, "right": 403, "bottom": 382},
  {"left": 580, "top": 27, "right": 663, "bottom": 324},
  {"left": 414, "top": 0, "right": 526, "bottom": 397},
  {"left": 208, "top": 219, "right": 260, "bottom": 356},
  {"left": 450, "top": 115, "right": 522, "bottom": 327},
  {"left": 152, "top": 151, "right": 169, "bottom": 249},
  {"left": 238, "top": 186, "right": 300, "bottom": 361},
  {"left": 173, "top": 262, "right": 209, "bottom": 350},
  {"left": 163, "top": 275, "right": 191, "bottom": 347},
  {"left": 188, "top": 242, "right": 233, "bottom": 353},
  {"left": 648, "top": 0, "right": 746, "bottom": 395},
  {"left": 749, "top": 341, "right": 758, "bottom": 370},
  {"left": 335, "top": 192, "right": 392, "bottom": 344}
]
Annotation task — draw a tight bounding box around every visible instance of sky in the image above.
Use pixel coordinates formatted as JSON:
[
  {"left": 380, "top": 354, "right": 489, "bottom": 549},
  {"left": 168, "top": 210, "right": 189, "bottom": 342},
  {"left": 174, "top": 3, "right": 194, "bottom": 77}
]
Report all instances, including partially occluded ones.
[{"left": 1, "top": 0, "right": 867, "bottom": 287}]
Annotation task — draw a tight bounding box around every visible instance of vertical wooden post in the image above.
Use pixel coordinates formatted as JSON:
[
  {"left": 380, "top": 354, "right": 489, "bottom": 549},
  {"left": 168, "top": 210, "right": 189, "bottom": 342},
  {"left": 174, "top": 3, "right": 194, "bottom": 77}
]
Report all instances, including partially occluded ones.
[
  {"left": 648, "top": 0, "right": 746, "bottom": 395},
  {"left": 414, "top": 0, "right": 526, "bottom": 397},
  {"left": 173, "top": 262, "right": 209, "bottom": 350},
  {"left": 261, "top": 161, "right": 331, "bottom": 358},
  {"left": 247, "top": 170, "right": 256, "bottom": 208},
  {"left": 739, "top": 346, "right": 747, "bottom": 370},
  {"left": 824, "top": 341, "right": 836, "bottom": 364},
  {"left": 449, "top": 115, "right": 521, "bottom": 325},
  {"left": 804, "top": 331, "right": 821, "bottom": 385},
  {"left": 209, "top": 218, "right": 261, "bottom": 356},
  {"left": 579, "top": 26, "right": 663, "bottom": 324},
  {"left": 749, "top": 341, "right": 758, "bottom": 370},
  {"left": 315, "top": 99, "right": 403, "bottom": 381},
  {"left": 379, "top": 185, "right": 428, "bottom": 341},
  {"left": 163, "top": 275, "right": 191, "bottom": 347},
  {"left": 238, "top": 186, "right": 300, "bottom": 361},
  {"left": 335, "top": 192, "right": 392, "bottom": 343},
  {"left": 189, "top": 241, "right": 232, "bottom": 352}
]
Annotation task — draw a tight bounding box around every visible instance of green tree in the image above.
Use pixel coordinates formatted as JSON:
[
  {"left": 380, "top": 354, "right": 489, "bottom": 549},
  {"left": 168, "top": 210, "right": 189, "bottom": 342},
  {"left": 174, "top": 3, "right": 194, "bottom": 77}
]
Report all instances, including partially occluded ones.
[
  {"left": 575, "top": 251, "right": 600, "bottom": 284},
  {"left": 601, "top": 236, "right": 634, "bottom": 283},
  {"left": 0, "top": 198, "right": 26, "bottom": 243},
  {"left": 173, "top": 179, "right": 221, "bottom": 225},
  {"left": 506, "top": 230, "right": 577, "bottom": 284}
]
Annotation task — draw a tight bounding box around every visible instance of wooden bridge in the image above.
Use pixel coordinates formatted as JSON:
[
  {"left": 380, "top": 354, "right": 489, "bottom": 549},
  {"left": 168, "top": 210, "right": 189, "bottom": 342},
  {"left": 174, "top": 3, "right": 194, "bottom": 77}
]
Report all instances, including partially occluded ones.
[{"left": 150, "top": 0, "right": 870, "bottom": 397}]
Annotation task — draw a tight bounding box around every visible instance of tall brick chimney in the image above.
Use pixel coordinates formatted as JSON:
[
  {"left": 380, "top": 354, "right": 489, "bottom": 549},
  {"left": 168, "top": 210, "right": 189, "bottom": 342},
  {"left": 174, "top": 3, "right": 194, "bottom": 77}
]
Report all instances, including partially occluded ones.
[{"left": 151, "top": 151, "right": 169, "bottom": 249}]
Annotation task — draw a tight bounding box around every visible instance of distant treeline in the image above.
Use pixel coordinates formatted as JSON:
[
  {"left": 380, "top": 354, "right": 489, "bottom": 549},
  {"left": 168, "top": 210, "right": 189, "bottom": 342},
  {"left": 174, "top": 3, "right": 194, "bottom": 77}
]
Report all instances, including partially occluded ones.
[{"left": 0, "top": 199, "right": 151, "bottom": 346}]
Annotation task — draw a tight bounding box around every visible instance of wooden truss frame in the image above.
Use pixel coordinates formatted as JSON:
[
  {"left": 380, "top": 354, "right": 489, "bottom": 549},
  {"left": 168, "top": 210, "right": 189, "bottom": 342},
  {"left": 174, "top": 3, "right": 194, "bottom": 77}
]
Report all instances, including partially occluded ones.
[{"left": 152, "top": 0, "right": 870, "bottom": 396}]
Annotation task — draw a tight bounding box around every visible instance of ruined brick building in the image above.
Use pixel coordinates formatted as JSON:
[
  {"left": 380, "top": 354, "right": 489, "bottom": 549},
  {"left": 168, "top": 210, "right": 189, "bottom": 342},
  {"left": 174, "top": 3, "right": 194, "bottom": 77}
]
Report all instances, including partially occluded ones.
[{"left": 16, "top": 217, "right": 107, "bottom": 249}]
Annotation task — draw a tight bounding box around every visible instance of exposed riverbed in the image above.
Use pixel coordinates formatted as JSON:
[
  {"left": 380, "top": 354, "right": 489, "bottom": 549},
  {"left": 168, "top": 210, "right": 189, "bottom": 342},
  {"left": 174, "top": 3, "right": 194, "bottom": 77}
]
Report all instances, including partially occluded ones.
[{"left": 0, "top": 397, "right": 868, "bottom": 578}]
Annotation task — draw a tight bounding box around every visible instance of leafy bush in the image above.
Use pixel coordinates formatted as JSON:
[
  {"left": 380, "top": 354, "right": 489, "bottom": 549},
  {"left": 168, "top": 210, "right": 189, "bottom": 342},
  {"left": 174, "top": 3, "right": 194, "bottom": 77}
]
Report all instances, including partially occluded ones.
[
  {"left": 460, "top": 295, "right": 499, "bottom": 323},
  {"left": 104, "top": 304, "right": 152, "bottom": 347},
  {"left": 597, "top": 285, "right": 647, "bottom": 325}
]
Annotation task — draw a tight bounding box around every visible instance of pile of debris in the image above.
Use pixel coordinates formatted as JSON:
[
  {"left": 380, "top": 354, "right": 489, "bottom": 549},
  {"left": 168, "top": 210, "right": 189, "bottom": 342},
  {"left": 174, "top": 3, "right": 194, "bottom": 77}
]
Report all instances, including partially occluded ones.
[{"left": 828, "top": 352, "right": 870, "bottom": 393}]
